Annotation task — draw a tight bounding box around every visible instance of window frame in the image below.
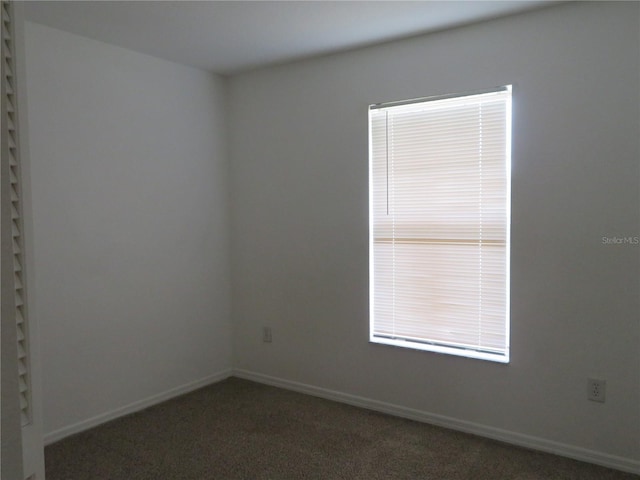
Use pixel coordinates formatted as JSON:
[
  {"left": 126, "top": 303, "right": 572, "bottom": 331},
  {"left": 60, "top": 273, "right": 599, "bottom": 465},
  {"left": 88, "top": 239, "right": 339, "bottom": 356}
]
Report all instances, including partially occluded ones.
[{"left": 368, "top": 86, "right": 512, "bottom": 363}]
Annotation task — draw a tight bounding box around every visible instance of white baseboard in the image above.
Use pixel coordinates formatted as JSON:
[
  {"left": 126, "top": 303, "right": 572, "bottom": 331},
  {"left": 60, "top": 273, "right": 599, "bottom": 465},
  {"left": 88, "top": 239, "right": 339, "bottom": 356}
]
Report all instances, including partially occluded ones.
[
  {"left": 233, "top": 369, "right": 640, "bottom": 475},
  {"left": 44, "top": 369, "right": 232, "bottom": 445}
]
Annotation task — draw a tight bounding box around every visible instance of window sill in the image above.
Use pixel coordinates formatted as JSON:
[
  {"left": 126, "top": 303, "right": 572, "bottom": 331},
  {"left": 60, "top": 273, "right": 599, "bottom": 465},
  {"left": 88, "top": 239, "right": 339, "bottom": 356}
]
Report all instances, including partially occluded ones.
[{"left": 370, "top": 336, "right": 510, "bottom": 364}]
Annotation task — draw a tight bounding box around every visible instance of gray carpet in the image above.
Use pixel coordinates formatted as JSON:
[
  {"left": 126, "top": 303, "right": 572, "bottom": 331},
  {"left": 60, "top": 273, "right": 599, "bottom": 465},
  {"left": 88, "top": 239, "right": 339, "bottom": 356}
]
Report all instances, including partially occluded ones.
[{"left": 45, "top": 377, "right": 638, "bottom": 479}]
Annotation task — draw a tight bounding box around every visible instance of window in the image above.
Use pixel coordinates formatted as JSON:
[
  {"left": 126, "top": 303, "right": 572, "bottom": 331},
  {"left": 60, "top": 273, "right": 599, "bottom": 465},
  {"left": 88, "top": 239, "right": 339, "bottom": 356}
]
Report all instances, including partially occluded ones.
[{"left": 369, "top": 86, "right": 511, "bottom": 363}]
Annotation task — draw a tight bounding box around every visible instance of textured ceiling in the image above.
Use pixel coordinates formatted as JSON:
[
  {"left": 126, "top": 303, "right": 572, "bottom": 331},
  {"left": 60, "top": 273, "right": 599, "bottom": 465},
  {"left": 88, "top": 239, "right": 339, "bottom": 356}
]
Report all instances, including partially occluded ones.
[{"left": 24, "top": 1, "right": 559, "bottom": 75}]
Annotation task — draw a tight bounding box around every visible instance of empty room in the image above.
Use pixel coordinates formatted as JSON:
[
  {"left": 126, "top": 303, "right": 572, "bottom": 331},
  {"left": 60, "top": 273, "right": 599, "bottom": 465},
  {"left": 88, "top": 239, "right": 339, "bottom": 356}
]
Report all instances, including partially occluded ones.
[{"left": 1, "top": 1, "right": 639, "bottom": 479}]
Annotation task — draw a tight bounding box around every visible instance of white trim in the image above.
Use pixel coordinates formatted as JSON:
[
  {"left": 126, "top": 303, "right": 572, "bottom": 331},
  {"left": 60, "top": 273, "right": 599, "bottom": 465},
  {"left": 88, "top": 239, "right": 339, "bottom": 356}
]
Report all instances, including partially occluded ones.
[
  {"left": 43, "top": 369, "right": 232, "bottom": 445},
  {"left": 233, "top": 369, "right": 640, "bottom": 475}
]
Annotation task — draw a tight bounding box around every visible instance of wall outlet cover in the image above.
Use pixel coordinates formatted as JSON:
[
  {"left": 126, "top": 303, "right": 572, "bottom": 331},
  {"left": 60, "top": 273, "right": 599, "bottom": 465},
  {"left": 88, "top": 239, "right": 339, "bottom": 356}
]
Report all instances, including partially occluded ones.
[{"left": 587, "top": 378, "right": 606, "bottom": 403}]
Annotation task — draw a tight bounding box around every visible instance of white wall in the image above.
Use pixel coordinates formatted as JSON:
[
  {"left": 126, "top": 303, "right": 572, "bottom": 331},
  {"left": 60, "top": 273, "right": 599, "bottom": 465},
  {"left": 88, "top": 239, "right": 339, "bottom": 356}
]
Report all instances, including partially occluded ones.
[
  {"left": 229, "top": 1, "right": 639, "bottom": 467},
  {"left": 23, "top": 22, "right": 231, "bottom": 436}
]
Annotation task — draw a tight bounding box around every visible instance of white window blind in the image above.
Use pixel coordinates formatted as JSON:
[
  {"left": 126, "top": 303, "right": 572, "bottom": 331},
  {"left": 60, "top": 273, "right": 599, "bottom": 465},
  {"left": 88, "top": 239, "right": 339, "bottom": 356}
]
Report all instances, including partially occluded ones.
[{"left": 369, "top": 87, "right": 511, "bottom": 363}]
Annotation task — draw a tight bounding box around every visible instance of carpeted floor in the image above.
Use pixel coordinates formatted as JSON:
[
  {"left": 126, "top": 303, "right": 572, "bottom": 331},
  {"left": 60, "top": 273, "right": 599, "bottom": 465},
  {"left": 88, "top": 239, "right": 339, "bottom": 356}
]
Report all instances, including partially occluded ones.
[{"left": 45, "top": 377, "right": 638, "bottom": 479}]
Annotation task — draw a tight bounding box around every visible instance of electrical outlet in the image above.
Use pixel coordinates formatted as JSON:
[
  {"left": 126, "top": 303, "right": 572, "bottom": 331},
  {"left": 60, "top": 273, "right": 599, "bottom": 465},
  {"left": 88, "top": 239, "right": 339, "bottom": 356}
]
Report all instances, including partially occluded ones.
[
  {"left": 262, "top": 326, "right": 272, "bottom": 343},
  {"left": 587, "top": 378, "right": 606, "bottom": 403}
]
